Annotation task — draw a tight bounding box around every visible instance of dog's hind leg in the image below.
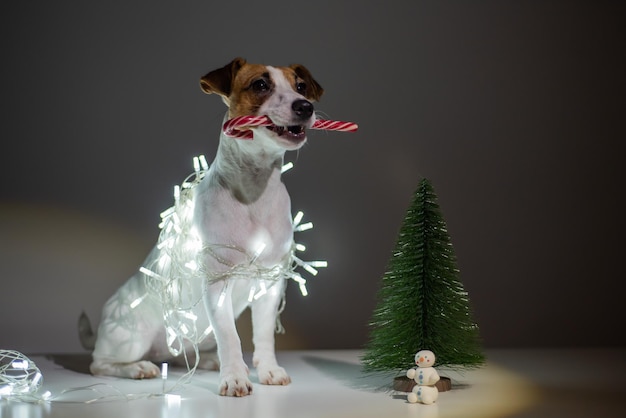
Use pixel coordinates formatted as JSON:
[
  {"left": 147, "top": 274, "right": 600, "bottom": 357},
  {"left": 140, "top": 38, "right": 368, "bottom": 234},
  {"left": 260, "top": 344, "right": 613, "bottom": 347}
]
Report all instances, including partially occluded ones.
[
  {"left": 90, "top": 358, "right": 160, "bottom": 379},
  {"left": 89, "top": 282, "right": 162, "bottom": 379}
]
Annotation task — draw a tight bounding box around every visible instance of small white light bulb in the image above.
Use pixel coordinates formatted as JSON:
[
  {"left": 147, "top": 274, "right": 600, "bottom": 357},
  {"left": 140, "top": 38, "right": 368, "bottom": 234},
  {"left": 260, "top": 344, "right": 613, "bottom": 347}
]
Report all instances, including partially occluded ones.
[
  {"left": 217, "top": 290, "right": 226, "bottom": 307},
  {"left": 293, "top": 211, "right": 304, "bottom": 226},
  {"left": 295, "top": 222, "right": 313, "bottom": 232},
  {"left": 281, "top": 162, "right": 294, "bottom": 173},
  {"left": 199, "top": 155, "right": 209, "bottom": 170}
]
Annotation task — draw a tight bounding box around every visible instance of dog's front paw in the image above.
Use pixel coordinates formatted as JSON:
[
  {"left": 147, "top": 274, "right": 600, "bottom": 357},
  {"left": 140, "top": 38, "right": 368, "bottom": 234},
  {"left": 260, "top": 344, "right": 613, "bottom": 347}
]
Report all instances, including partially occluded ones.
[
  {"left": 219, "top": 369, "right": 253, "bottom": 397},
  {"left": 256, "top": 364, "right": 291, "bottom": 386}
]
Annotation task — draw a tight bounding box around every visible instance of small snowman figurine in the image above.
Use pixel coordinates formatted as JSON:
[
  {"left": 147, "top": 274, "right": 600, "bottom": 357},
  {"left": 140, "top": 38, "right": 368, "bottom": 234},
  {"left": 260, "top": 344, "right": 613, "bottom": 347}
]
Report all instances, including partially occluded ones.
[{"left": 406, "top": 349, "right": 440, "bottom": 404}]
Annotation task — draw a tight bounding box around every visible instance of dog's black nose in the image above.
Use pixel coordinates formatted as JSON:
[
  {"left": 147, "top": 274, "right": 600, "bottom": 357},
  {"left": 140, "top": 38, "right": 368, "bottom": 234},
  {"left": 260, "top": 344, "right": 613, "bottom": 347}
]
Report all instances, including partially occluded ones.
[{"left": 292, "top": 99, "right": 314, "bottom": 119}]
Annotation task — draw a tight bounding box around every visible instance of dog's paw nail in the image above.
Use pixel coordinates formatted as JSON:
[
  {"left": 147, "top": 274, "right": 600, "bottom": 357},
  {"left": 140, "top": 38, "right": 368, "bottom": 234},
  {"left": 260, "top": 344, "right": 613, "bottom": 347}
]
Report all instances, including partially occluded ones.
[
  {"left": 257, "top": 366, "right": 290, "bottom": 386},
  {"left": 219, "top": 374, "right": 253, "bottom": 397}
]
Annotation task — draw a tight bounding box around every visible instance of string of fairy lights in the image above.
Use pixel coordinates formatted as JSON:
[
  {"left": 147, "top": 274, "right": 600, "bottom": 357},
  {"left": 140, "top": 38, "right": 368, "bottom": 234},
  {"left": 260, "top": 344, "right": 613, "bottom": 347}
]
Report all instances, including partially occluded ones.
[
  {"left": 133, "top": 154, "right": 326, "bottom": 391},
  {"left": 0, "top": 156, "right": 326, "bottom": 403}
]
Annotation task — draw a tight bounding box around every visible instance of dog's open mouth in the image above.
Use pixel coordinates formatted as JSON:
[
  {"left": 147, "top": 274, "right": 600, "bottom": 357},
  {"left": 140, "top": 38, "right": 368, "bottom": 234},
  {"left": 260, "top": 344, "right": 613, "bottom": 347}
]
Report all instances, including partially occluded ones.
[{"left": 266, "top": 125, "right": 306, "bottom": 141}]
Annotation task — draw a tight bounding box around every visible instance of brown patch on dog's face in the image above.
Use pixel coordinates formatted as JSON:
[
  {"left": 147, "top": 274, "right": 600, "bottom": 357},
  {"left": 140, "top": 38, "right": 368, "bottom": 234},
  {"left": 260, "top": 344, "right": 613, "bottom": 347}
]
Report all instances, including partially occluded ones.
[
  {"left": 227, "top": 64, "right": 276, "bottom": 118},
  {"left": 200, "top": 58, "right": 324, "bottom": 118},
  {"left": 285, "top": 65, "right": 324, "bottom": 102}
]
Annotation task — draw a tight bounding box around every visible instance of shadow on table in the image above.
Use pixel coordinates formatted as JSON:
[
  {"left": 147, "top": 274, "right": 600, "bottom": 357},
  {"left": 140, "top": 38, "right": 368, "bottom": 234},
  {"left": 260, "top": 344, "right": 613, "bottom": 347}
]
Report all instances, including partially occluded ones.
[
  {"left": 302, "top": 355, "right": 397, "bottom": 393},
  {"left": 46, "top": 353, "right": 93, "bottom": 375}
]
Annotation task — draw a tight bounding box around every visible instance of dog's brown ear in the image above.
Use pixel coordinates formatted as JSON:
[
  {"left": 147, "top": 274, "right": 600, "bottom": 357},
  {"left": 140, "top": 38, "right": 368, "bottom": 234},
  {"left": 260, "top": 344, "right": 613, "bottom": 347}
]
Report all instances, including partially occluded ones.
[
  {"left": 200, "top": 57, "right": 246, "bottom": 97},
  {"left": 290, "top": 64, "right": 324, "bottom": 101}
]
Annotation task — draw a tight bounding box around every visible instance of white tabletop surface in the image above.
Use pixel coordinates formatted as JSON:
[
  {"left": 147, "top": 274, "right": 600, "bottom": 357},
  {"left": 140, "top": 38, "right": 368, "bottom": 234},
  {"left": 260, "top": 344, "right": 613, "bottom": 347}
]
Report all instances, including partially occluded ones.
[{"left": 1, "top": 348, "right": 624, "bottom": 418}]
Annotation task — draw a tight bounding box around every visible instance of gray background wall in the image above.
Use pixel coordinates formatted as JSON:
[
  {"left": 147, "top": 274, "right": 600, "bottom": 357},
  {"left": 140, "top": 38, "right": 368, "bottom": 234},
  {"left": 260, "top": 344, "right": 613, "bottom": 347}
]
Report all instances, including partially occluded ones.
[{"left": 1, "top": 0, "right": 624, "bottom": 354}]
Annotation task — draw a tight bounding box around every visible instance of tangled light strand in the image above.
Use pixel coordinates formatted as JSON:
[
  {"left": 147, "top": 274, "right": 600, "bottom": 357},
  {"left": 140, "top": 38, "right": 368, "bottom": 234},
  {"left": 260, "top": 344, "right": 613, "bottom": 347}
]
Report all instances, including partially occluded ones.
[
  {"left": 1, "top": 157, "right": 326, "bottom": 402},
  {"left": 0, "top": 350, "right": 50, "bottom": 402},
  {"left": 223, "top": 115, "right": 359, "bottom": 139},
  {"left": 131, "top": 155, "right": 326, "bottom": 392},
  {"left": 0, "top": 351, "right": 168, "bottom": 404}
]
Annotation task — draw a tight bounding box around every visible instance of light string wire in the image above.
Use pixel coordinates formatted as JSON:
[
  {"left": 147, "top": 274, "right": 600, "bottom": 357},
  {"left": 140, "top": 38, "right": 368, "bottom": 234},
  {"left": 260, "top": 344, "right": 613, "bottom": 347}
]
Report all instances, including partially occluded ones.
[
  {"left": 134, "top": 155, "right": 325, "bottom": 393},
  {"left": 0, "top": 350, "right": 48, "bottom": 403},
  {"left": 0, "top": 350, "right": 151, "bottom": 405},
  {"left": 0, "top": 350, "right": 149, "bottom": 404},
  {"left": 0, "top": 156, "right": 325, "bottom": 405}
]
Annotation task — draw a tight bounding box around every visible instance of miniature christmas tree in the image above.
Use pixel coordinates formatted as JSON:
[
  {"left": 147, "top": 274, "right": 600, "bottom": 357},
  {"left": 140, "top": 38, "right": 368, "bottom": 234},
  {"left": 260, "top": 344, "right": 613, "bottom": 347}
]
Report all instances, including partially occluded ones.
[{"left": 362, "top": 178, "right": 484, "bottom": 374}]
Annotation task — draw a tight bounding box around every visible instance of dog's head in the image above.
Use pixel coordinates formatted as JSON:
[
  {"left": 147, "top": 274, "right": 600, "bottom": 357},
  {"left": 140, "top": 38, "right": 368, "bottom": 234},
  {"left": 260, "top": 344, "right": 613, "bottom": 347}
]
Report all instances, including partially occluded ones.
[{"left": 200, "top": 58, "right": 324, "bottom": 150}]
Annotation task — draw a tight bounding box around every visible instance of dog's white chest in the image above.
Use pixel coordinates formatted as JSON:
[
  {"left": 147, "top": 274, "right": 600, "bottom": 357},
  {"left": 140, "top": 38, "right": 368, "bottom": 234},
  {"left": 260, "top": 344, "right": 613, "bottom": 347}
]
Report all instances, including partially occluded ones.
[{"left": 193, "top": 171, "right": 294, "bottom": 270}]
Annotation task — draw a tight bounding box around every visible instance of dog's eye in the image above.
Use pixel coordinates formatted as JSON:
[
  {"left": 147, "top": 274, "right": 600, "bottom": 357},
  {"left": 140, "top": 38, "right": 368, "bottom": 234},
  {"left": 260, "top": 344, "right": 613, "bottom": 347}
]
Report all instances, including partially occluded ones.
[
  {"left": 296, "top": 82, "right": 307, "bottom": 95},
  {"left": 251, "top": 79, "right": 270, "bottom": 92}
]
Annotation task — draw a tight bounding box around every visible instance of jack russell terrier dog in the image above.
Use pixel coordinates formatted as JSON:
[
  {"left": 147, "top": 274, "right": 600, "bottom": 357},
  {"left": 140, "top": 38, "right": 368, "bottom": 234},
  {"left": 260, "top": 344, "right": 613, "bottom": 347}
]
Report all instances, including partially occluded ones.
[{"left": 79, "top": 57, "right": 324, "bottom": 396}]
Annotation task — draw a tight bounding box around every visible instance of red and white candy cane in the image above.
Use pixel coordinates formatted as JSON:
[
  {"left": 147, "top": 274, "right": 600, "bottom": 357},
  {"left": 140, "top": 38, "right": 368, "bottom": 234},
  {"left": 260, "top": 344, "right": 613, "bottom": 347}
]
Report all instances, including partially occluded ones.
[
  {"left": 311, "top": 119, "right": 359, "bottom": 133},
  {"left": 223, "top": 115, "right": 358, "bottom": 139},
  {"left": 223, "top": 115, "right": 272, "bottom": 139}
]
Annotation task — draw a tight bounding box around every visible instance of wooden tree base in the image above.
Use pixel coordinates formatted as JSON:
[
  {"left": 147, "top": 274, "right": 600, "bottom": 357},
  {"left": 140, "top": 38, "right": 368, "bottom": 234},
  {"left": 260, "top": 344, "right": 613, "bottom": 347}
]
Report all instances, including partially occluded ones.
[{"left": 393, "top": 375, "right": 452, "bottom": 392}]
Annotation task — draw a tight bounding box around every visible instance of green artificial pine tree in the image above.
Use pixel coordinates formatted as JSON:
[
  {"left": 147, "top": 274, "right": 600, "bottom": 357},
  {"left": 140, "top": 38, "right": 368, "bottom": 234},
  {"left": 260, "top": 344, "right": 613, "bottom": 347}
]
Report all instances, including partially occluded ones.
[{"left": 362, "top": 178, "right": 484, "bottom": 374}]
